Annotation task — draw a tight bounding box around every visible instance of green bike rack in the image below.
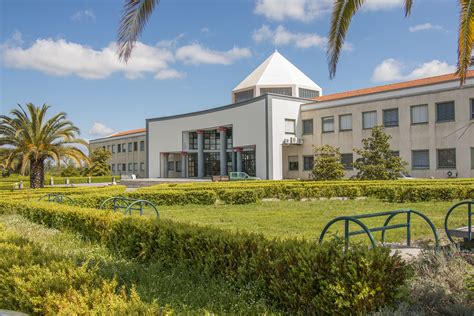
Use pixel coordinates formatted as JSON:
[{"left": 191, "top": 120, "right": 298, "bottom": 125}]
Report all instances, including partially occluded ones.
[
  {"left": 444, "top": 200, "right": 473, "bottom": 243},
  {"left": 99, "top": 196, "right": 159, "bottom": 218},
  {"left": 319, "top": 209, "right": 439, "bottom": 250},
  {"left": 38, "top": 193, "right": 73, "bottom": 204}
]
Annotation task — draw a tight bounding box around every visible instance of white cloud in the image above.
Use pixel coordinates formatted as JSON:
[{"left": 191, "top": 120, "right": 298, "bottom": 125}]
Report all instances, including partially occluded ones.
[
  {"left": 409, "top": 23, "right": 443, "bottom": 32},
  {"left": 253, "top": 25, "right": 353, "bottom": 51},
  {"left": 254, "top": 0, "right": 403, "bottom": 22},
  {"left": 154, "top": 69, "right": 185, "bottom": 80},
  {"left": 1, "top": 38, "right": 178, "bottom": 80},
  {"left": 372, "top": 58, "right": 456, "bottom": 82},
  {"left": 175, "top": 43, "right": 252, "bottom": 65},
  {"left": 71, "top": 10, "right": 96, "bottom": 22},
  {"left": 89, "top": 122, "right": 114, "bottom": 136}
]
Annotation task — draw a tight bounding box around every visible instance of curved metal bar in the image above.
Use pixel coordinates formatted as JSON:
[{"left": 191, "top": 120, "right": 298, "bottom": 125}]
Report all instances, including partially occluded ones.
[
  {"left": 126, "top": 200, "right": 160, "bottom": 218},
  {"left": 319, "top": 216, "right": 376, "bottom": 249},
  {"left": 382, "top": 209, "right": 439, "bottom": 248},
  {"left": 445, "top": 200, "right": 474, "bottom": 243},
  {"left": 38, "top": 194, "right": 73, "bottom": 204}
]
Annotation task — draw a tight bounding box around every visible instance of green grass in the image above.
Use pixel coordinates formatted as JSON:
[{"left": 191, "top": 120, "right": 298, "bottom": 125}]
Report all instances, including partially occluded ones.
[
  {"left": 154, "top": 199, "right": 469, "bottom": 245},
  {"left": 0, "top": 214, "right": 277, "bottom": 314}
]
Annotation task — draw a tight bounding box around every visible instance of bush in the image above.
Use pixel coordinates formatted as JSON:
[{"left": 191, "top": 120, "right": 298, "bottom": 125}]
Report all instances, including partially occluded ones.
[
  {"left": 0, "top": 200, "right": 409, "bottom": 314},
  {"left": 128, "top": 190, "right": 217, "bottom": 206},
  {"left": 219, "top": 189, "right": 260, "bottom": 204}
]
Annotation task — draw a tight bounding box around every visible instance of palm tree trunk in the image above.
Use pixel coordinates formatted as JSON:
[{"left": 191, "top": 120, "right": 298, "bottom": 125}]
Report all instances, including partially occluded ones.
[{"left": 30, "top": 159, "right": 44, "bottom": 189}]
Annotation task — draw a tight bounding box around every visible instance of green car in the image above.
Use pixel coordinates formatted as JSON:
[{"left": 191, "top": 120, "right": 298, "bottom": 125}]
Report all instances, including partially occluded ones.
[{"left": 229, "top": 172, "right": 260, "bottom": 181}]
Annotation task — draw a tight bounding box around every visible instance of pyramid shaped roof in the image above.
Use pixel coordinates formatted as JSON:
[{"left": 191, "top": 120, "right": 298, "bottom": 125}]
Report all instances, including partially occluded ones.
[{"left": 233, "top": 51, "right": 321, "bottom": 92}]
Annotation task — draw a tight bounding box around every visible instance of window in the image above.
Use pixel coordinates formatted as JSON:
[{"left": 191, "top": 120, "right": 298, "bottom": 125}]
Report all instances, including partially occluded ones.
[
  {"left": 339, "top": 114, "right": 352, "bottom": 131},
  {"left": 288, "top": 156, "right": 299, "bottom": 171},
  {"left": 111, "top": 164, "right": 115, "bottom": 172},
  {"left": 167, "top": 161, "right": 174, "bottom": 171},
  {"left": 122, "top": 164, "right": 126, "bottom": 171},
  {"left": 140, "top": 163, "right": 145, "bottom": 171},
  {"left": 234, "top": 89, "right": 254, "bottom": 103},
  {"left": 302, "top": 119, "right": 313, "bottom": 135},
  {"left": 260, "top": 87, "right": 292, "bottom": 96},
  {"left": 437, "top": 149, "right": 456, "bottom": 169},
  {"left": 128, "top": 163, "right": 132, "bottom": 171},
  {"left": 128, "top": 143, "right": 133, "bottom": 152},
  {"left": 412, "top": 150, "right": 429, "bottom": 169},
  {"left": 122, "top": 143, "right": 126, "bottom": 152},
  {"left": 322, "top": 116, "right": 334, "bottom": 133},
  {"left": 471, "top": 148, "right": 474, "bottom": 169},
  {"left": 436, "top": 101, "right": 455, "bottom": 122},
  {"left": 391, "top": 151, "right": 400, "bottom": 157},
  {"left": 204, "top": 130, "right": 220, "bottom": 150},
  {"left": 303, "top": 156, "right": 314, "bottom": 171},
  {"left": 299, "top": 88, "right": 319, "bottom": 99},
  {"left": 133, "top": 163, "right": 138, "bottom": 171},
  {"left": 341, "top": 153, "right": 353, "bottom": 170},
  {"left": 471, "top": 99, "right": 474, "bottom": 120},
  {"left": 383, "top": 108, "right": 399, "bottom": 127},
  {"left": 176, "top": 161, "right": 182, "bottom": 172},
  {"left": 117, "top": 164, "right": 121, "bottom": 171},
  {"left": 189, "top": 132, "right": 198, "bottom": 150},
  {"left": 112, "top": 145, "right": 115, "bottom": 153},
  {"left": 411, "top": 105, "right": 428, "bottom": 124},
  {"left": 134, "top": 142, "right": 138, "bottom": 151},
  {"left": 362, "top": 111, "right": 377, "bottom": 129},
  {"left": 140, "top": 141, "right": 145, "bottom": 151},
  {"left": 107, "top": 145, "right": 110, "bottom": 152},
  {"left": 285, "top": 119, "right": 295, "bottom": 134}
]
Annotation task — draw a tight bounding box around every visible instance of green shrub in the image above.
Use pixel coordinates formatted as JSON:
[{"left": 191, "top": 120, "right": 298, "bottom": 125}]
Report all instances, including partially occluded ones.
[
  {"left": 128, "top": 190, "right": 217, "bottom": 206},
  {"left": 219, "top": 189, "right": 260, "bottom": 204}
]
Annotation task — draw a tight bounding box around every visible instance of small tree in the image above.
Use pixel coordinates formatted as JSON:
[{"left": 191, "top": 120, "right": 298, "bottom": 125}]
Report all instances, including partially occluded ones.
[
  {"left": 353, "top": 126, "right": 408, "bottom": 180},
  {"left": 311, "top": 145, "right": 345, "bottom": 181},
  {"left": 86, "top": 148, "right": 112, "bottom": 176}
]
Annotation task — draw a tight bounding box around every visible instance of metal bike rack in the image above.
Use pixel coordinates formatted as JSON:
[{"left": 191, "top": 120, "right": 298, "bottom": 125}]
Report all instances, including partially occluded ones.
[
  {"left": 99, "top": 196, "right": 159, "bottom": 218},
  {"left": 444, "top": 200, "right": 473, "bottom": 243},
  {"left": 319, "top": 209, "right": 439, "bottom": 250},
  {"left": 38, "top": 193, "right": 73, "bottom": 204}
]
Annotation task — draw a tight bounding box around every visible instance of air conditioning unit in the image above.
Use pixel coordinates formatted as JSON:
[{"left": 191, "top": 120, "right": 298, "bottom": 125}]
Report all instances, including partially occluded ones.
[
  {"left": 446, "top": 170, "right": 458, "bottom": 178},
  {"left": 289, "top": 137, "right": 303, "bottom": 145}
]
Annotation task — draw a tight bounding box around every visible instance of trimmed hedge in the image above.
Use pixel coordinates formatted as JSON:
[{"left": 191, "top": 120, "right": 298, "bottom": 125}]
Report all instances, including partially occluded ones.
[
  {"left": 0, "top": 200, "right": 409, "bottom": 314},
  {"left": 0, "top": 176, "right": 121, "bottom": 190},
  {"left": 218, "top": 189, "right": 260, "bottom": 204}
]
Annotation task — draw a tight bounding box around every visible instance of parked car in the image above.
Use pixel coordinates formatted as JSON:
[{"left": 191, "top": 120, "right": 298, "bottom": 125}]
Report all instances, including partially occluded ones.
[{"left": 229, "top": 172, "right": 260, "bottom": 181}]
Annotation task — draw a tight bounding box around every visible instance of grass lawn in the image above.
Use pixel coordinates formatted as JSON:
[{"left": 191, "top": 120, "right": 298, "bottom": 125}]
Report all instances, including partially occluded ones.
[{"left": 155, "top": 199, "right": 470, "bottom": 245}]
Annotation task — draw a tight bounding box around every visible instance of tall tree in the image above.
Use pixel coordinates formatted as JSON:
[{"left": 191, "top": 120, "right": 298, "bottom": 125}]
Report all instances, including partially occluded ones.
[
  {"left": 0, "top": 104, "right": 89, "bottom": 188},
  {"left": 353, "top": 126, "right": 408, "bottom": 180},
  {"left": 312, "top": 145, "right": 345, "bottom": 181},
  {"left": 86, "top": 148, "right": 112, "bottom": 176},
  {"left": 328, "top": 0, "right": 473, "bottom": 85}
]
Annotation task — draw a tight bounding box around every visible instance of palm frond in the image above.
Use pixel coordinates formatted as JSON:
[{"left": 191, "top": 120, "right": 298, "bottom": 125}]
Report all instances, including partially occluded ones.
[
  {"left": 404, "top": 0, "right": 413, "bottom": 17},
  {"left": 328, "top": 0, "right": 365, "bottom": 79},
  {"left": 117, "top": 0, "right": 159, "bottom": 62},
  {"left": 457, "top": 0, "right": 474, "bottom": 85}
]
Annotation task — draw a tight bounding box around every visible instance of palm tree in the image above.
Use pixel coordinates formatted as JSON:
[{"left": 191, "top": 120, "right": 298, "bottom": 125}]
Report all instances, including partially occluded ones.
[
  {"left": 117, "top": 0, "right": 473, "bottom": 84},
  {"left": 328, "top": 0, "right": 473, "bottom": 84},
  {"left": 0, "top": 103, "right": 89, "bottom": 188}
]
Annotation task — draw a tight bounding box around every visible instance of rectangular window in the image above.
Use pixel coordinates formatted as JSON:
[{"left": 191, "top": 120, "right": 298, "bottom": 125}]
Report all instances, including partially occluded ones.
[
  {"left": 437, "top": 149, "right": 456, "bottom": 169},
  {"left": 436, "top": 101, "right": 455, "bottom": 122},
  {"left": 189, "top": 132, "right": 198, "bottom": 150},
  {"left": 122, "top": 164, "right": 126, "bottom": 171},
  {"left": 111, "top": 164, "right": 115, "bottom": 172},
  {"left": 176, "top": 161, "right": 182, "bottom": 172},
  {"left": 302, "top": 119, "right": 313, "bottom": 135},
  {"left": 303, "top": 156, "right": 314, "bottom": 171},
  {"left": 322, "top": 116, "right": 334, "bottom": 133},
  {"left": 412, "top": 150, "right": 429, "bottom": 169},
  {"left": 167, "top": 161, "right": 174, "bottom": 171},
  {"left": 122, "top": 143, "right": 126, "bottom": 152},
  {"left": 234, "top": 89, "right": 254, "bottom": 103},
  {"left": 411, "top": 105, "right": 428, "bottom": 124},
  {"left": 128, "top": 143, "right": 133, "bottom": 152},
  {"left": 383, "top": 108, "right": 399, "bottom": 127},
  {"left": 339, "top": 114, "right": 352, "bottom": 131},
  {"left": 117, "top": 144, "right": 121, "bottom": 152},
  {"left": 391, "top": 151, "right": 400, "bottom": 157},
  {"left": 260, "top": 87, "right": 292, "bottom": 96},
  {"left": 134, "top": 142, "right": 138, "bottom": 151},
  {"left": 288, "top": 156, "right": 299, "bottom": 171},
  {"left": 140, "top": 141, "right": 145, "bottom": 151},
  {"left": 362, "top": 111, "right": 377, "bottom": 129},
  {"left": 112, "top": 145, "right": 115, "bottom": 153},
  {"left": 133, "top": 163, "right": 138, "bottom": 171},
  {"left": 471, "top": 99, "right": 474, "bottom": 120},
  {"left": 107, "top": 145, "right": 110, "bottom": 152},
  {"left": 341, "top": 153, "right": 353, "bottom": 170},
  {"left": 117, "top": 164, "right": 121, "bottom": 171},
  {"left": 140, "top": 163, "right": 145, "bottom": 171},
  {"left": 471, "top": 148, "right": 474, "bottom": 169},
  {"left": 128, "top": 163, "right": 132, "bottom": 171},
  {"left": 299, "top": 88, "right": 320, "bottom": 99},
  {"left": 285, "top": 119, "right": 295, "bottom": 134}
]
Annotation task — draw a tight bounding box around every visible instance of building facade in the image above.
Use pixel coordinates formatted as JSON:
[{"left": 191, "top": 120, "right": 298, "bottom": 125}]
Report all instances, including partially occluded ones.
[{"left": 89, "top": 128, "right": 147, "bottom": 178}]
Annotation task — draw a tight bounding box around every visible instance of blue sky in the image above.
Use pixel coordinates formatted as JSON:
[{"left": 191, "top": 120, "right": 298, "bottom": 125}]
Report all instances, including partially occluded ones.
[{"left": 0, "top": 0, "right": 458, "bottom": 139}]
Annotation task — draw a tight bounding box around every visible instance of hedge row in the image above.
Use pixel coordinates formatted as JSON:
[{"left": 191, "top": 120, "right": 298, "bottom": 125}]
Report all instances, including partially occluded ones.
[
  {"left": 0, "top": 200, "right": 409, "bottom": 314},
  {"left": 0, "top": 176, "right": 121, "bottom": 190},
  {"left": 0, "top": 185, "right": 127, "bottom": 201}
]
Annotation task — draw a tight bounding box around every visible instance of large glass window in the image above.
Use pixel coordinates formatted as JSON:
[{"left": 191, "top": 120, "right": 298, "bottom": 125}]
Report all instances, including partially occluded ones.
[
  {"left": 437, "top": 149, "right": 456, "bottom": 169},
  {"left": 128, "top": 163, "right": 132, "bottom": 171},
  {"left": 133, "top": 163, "right": 138, "bottom": 171},
  {"left": 285, "top": 119, "right": 295, "bottom": 134},
  {"left": 303, "top": 156, "right": 314, "bottom": 171},
  {"left": 128, "top": 143, "right": 133, "bottom": 152},
  {"left": 288, "top": 156, "right": 299, "bottom": 171},
  {"left": 363, "top": 111, "right": 377, "bottom": 129},
  {"left": 341, "top": 153, "right": 353, "bottom": 170},
  {"left": 411, "top": 104, "right": 429, "bottom": 124},
  {"left": 117, "top": 144, "right": 121, "bottom": 152},
  {"left": 204, "top": 130, "right": 220, "bottom": 150},
  {"left": 302, "top": 119, "right": 313, "bottom": 135},
  {"left": 412, "top": 150, "right": 429, "bottom": 169},
  {"left": 176, "top": 161, "right": 182, "bottom": 173},
  {"left": 140, "top": 141, "right": 145, "bottom": 151},
  {"left": 322, "top": 116, "right": 334, "bottom": 133},
  {"left": 339, "top": 114, "right": 352, "bottom": 131},
  {"left": 133, "top": 142, "right": 138, "bottom": 151},
  {"left": 167, "top": 161, "right": 174, "bottom": 171},
  {"left": 189, "top": 132, "right": 198, "bottom": 150},
  {"left": 260, "top": 87, "right": 292, "bottom": 96},
  {"left": 122, "top": 143, "right": 126, "bottom": 152},
  {"left": 226, "top": 128, "right": 233, "bottom": 149},
  {"left": 242, "top": 150, "right": 256, "bottom": 176},
  {"left": 117, "top": 164, "right": 121, "bottom": 172},
  {"left": 122, "top": 163, "right": 126, "bottom": 171},
  {"left": 234, "top": 89, "right": 254, "bottom": 103},
  {"left": 187, "top": 153, "right": 197, "bottom": 177},
  {"left": 299, "top": 88, "right": 319, "bottom": 99},
  {"left": 383, "top": 108, "right": 399, "bottom": 127},
  {"left": 436, "top": 101, "right": 455, "bottom": 122},
  {"left": 204, "top": 152, "right": 220, "bottom": 176}
]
